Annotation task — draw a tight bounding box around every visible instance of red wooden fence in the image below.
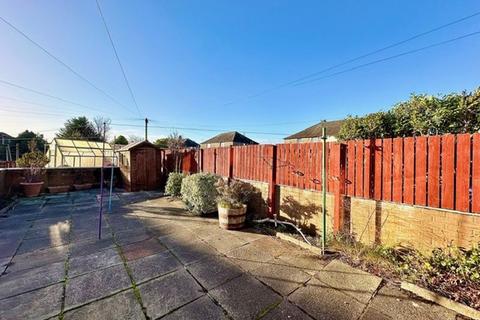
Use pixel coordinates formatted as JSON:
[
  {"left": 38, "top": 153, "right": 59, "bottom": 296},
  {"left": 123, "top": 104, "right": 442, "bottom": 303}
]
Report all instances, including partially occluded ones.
[{"left": 185, "top": 133, "right": 480, "bottom": 214}]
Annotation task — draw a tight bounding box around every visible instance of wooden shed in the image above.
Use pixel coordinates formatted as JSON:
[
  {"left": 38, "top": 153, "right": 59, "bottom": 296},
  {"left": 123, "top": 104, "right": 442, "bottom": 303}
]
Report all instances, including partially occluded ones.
[{"left": 117, "top": 140, "right": 164, "bottom": 192}]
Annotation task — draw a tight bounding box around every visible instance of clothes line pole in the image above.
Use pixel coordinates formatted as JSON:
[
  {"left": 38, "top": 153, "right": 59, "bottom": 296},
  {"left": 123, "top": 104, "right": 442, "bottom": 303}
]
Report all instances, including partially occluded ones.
[
  {"left": 108, "top": 137, "right": 115, "bottom": 212},
  {"left": 98, "top": 122, "right": 106, "bottom": 239}
]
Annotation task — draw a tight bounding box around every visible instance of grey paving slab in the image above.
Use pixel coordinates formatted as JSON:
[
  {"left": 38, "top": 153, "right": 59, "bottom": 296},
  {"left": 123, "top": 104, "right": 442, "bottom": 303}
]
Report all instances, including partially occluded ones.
[
  {"left": 360, "top": 284, "right": 457, "bottom": 320},
  {"left": 158, "top": 230, "right": 199, "bottom": 249},
  {"left": 262, "top": 300, "right": 313, "bottom": 320},
  {"left": 128, "top": 250, "right": 181, "bottom": 284},
  {"left": 249, "top": 260, "right": 312, "bottom": 296},
  {"left": 209, "top": 274, "right": 282, "bottom": 320},
  {"left": 0, "top": 261, "right": 64, "bottom": 299},
  {"left": 289, "top": 276, "right": 367, "bottom": 320},
  {"left": 162, "top": 295, "right": 228, "bottom": 320},
  {"left": 115, "top": 229, "right": 151, "bottom": 245},
  {"left": 65, "top": 264, "right": 132, "bottom": 309},
  {"left": 187, "top": 255, "right": 243, "bottom": 290},
  {"left": 121, "top": 237, "right": 167, "bottom": 261},
  {"left": 170, "top": 239, "right": 218, "bottom": 265},
  {"left": 69, "top": 237, "right": 115, "bottom": 257},
  {"left": 69, "top": 247, "right": 123, "bottom": 277},
  {"left": 8, "top": 244, "right": 68, "bottom": 272},
  {"left": 201, "top": 231, "right": 249, "bottom": 253},
  {"left": 277, "top": 249, "right": 330, "bottom": 275},
  {"left": 0, "top": 283, "right": 63, "bottom": 320},
  {"left": 138, "top": 269, "right": 204, "bottom": 319},
  {"left": 314, "top": 259, "right": 382, "bottom": 304},
  {"left": 63, "top": 289, "right": 145, "bottom": 320},
  {"left": 17, "top": 235, "right": 70, "bottom": 254},
  {"left": 0, "top": 238, "right": 22, "bottom": 259},
  {"left": 225, "top": 242, "right": 275, "bottom": 272}
]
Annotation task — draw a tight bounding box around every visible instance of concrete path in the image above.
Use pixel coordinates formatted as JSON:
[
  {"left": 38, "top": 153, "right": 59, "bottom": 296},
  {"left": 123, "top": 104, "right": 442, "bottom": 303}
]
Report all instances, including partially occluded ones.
[{"left": 0, "top": 191, "right": 462, "bottom": 319}]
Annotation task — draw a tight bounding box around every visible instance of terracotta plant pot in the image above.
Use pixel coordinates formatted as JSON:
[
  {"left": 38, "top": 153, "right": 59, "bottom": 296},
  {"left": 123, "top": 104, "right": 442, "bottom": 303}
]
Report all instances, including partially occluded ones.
[
  {"left": 218, "top": 204, "right": 247, "bottom": 230},
  {"left": 73, "top": 183, "right": 93, "bottom": 191},
  {"left": 20, "top": 182, "right": 44, "bottom": 197},
  {"left": 48, "top": 185, "right": 71, "bottom": 194}
]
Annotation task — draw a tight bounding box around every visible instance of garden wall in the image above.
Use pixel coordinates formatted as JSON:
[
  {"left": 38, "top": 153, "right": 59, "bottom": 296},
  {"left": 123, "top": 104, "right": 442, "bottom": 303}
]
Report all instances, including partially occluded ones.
[{"left": 0, "top": 167, "right": 122, "bottom": 198}]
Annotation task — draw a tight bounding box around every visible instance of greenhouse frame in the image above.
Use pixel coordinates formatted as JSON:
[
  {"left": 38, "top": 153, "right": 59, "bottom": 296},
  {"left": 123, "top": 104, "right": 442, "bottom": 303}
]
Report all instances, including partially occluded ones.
[{"left": 47, "top": 138, "right": 117, "bottom": 168}]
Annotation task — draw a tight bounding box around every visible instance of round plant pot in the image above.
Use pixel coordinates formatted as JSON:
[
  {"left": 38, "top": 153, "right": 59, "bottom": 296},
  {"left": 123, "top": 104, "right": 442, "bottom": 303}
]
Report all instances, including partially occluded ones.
[
  {"left": 218, "top": 204, "right": 247, "bottom": 230},
  {"left": 20, "top": 182, "right": 44, "bottom": 198}
]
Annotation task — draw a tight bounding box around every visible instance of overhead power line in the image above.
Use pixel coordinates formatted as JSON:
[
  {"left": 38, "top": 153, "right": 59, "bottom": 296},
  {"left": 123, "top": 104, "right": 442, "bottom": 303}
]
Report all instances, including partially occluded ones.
[
  {"left": 294, "top": 30, "right": 480, "bottom": 86},
  {"left": 111, "top": 123, "right": 289, "bottom": 136},
  {"left": 223, "top": 10, "right": 480, "bottom": 106},
  {"left": 0, "top": 78, "right": 112, "bottom": 114},
  {"left": 95, "top": 0, "right": 143, "bottom": 117},
  {"left": 0, "top": 15, "right": 137, "bottom": 116}
]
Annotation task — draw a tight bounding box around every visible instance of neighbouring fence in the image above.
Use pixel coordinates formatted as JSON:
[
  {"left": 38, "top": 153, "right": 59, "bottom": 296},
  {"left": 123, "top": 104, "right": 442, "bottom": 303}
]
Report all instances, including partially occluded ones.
[
  {"left": 178, "top": 133, "right": 480, "bottom": 253},
  {"left": 193, "top": 133, "right": 480, "bottom": 214}
]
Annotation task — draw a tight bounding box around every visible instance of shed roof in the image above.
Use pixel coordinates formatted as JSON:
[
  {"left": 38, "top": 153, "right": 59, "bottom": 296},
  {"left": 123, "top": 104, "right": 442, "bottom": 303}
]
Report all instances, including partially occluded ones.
[
  {"left": 201, "top": 131, "right": 258, "bottom": 145},
  {"left": 285, "top": 120, "right": 344, "bottom": 140},
  {"left": 184, "top": 138, "right": 200, "bottom": 148},
  {"left": 117, "top": 140, "right": 158, "bottom": 152}
]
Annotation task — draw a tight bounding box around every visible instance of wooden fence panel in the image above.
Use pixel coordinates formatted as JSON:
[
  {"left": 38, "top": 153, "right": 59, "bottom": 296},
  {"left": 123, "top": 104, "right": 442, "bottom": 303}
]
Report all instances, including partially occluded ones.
[
  {"left": 392, "top": 137, "right": 403, "bottom": 203},
  {"left": 415, "top": 136, "right": 427, "bottom": 206},
  {"left": 428, "top": 136, "right": 441, "bottom": 208},
  {"left": 455, "top": 134, "right": 471, "bottom": 212},
  {"left": 473, "top": 133, "right": 480, "bottom": 213},
  {"left": 373, "top": 139, "right": 383, "bottom": 201},
  {"left": 363, "top": 140, "right": 372, "bottom": 198},
  {"left": 355, "top": 140, "right": 364, "bottom": 197},
  {"left": 382, "top": 138, "right": 392, "bottom": 201},
  {"left": 346, "top": 141, "right": 355, "bottom": 196},
  {"left": 315, "top": 142, "right": 323, "bottom": 191},
  {"left": 441, "top": 135, "right": 455, "bottom": 210},
  {"left": 403, "top": 137, "right": 415, "bottom": 205}
]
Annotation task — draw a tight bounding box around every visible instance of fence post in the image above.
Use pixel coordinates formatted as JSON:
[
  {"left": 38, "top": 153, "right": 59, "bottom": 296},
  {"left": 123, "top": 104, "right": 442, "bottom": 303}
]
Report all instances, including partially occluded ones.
[
  {"left": 228, "top": 146, "right": 234, "bottom": 181},
  {"left": 268, "top": 145, "right": 277, "bottom": 217},
  {"left": 199, "top": 149, "right": 204, "bottom": 172},
  {"left": 213, "top": 148, "right": 217, "bottom": 174},
  {"left": 333, "top": 143, "right": 347, "bottom": 234}
]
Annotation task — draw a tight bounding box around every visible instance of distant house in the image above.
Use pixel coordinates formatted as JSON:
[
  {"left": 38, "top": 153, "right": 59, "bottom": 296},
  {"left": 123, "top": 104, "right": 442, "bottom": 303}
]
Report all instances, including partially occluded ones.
[
  {"left": 184, "top": 138, "right": 200, "bottom": 149},
  {"left": 201, "top": 131, "right": 258, "bottom": 148},
  {"left": 284, "top": 120, "right": 344, "bottom": 143}
]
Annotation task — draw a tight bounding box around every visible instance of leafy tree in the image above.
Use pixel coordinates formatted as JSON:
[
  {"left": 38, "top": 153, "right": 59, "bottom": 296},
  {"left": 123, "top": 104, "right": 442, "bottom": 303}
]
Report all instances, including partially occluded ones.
[
  {"left": 56, "top": 117, "right": 100, "bottom": 141},
  {"left": 93, "top": 116, "right": 111, "bottom": 140},
  {"left": 113, "top": 135, "right": 128, "bottom": 145},
  {"left": 337, "top": 87, "right": 480, "bottom": 140},
  {"left": 16, "top": 130, "right": 47, "bottom": 157},
  {"left": 154, "top": 137, "right": 169, "bottom": 148},
  {"left": 128, "top": 135, "right": 143, "bottom": 143}
]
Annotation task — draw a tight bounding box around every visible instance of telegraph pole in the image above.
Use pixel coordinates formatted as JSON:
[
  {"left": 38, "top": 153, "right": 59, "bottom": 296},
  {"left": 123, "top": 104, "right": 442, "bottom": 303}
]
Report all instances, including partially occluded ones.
[{"left": 145, "top": 118, "right": 149, "bottom": 141}]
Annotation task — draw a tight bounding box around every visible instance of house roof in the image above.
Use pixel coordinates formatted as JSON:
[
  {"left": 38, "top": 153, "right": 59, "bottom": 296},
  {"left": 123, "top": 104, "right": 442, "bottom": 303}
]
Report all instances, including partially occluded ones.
[
  {"left": 0, "top": 132, "right": 13, "bottom": 142},
  {"left": 117, "top": 140, "right": 158, "bottom": 152},
  {"left": 285, "top": 120, "right": 344, "bottom": 140},
  {"left": 201, "top": 131, "right": 258, "bottom": 145},
  {"left": 184, "top": 138, "right": 200, "bottom": 148}
]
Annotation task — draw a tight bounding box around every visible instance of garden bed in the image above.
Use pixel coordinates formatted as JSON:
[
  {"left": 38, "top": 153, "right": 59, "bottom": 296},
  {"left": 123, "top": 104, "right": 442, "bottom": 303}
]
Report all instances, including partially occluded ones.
[{"left": 253, "top": 223, "right": 480, "bottom": 312}]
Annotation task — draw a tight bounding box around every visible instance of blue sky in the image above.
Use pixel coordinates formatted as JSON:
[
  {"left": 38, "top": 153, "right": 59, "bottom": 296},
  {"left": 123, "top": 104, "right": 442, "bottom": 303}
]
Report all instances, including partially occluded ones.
[{"left": 0, "top": 0, "right": 479, "bottom": 143}]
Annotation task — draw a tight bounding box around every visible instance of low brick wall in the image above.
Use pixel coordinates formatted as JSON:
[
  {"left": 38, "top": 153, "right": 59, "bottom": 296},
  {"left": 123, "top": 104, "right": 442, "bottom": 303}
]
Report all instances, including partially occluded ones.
[
  {"left": 245, "top": 183, "right": 480, "bottom": 254},
  {"left": 0, "top": 167, "right": 122, "bottom": 198}
]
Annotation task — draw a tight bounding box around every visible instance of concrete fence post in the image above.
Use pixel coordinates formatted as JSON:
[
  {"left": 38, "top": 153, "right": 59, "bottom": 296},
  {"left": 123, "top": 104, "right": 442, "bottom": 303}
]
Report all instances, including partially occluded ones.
[{"left": 268, "top": 145, "right": 277, "bottom": 217}]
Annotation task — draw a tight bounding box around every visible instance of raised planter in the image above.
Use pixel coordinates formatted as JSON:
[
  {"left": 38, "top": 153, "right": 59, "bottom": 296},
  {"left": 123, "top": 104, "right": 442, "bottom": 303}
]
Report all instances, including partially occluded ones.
[
  {"left": 73, "top": 183, "right": 93, "bottom": 191},
  {"left": 218, "top": 204, "right": 247, "bottom": 230},
  {"left": 20, "top": 182, "right": 44, "bottom": 197},
  {"left": 48, "top": 185, "right": 71, "bottom": 194}
]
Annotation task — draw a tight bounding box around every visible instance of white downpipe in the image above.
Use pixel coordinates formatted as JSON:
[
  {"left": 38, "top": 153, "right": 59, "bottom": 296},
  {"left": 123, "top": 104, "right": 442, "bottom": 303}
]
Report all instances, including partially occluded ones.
[{"left": 253, "top": 214, "right": 312, "bottom": 245}]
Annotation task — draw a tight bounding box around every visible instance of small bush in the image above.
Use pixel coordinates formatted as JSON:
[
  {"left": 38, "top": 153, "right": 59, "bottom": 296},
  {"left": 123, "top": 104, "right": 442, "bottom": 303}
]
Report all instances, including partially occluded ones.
[
  {"left": 165, "top": 172, "right": 184, "bottom": 197},
  {"left": 181, "top": 172, "right": 219, "bottom": 215}
]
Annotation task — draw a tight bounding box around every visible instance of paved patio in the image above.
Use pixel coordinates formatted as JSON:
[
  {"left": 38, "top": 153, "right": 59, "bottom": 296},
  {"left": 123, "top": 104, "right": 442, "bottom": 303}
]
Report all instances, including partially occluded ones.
[{"left": 0, "top": 190, "right": 460, "bottom": 320}]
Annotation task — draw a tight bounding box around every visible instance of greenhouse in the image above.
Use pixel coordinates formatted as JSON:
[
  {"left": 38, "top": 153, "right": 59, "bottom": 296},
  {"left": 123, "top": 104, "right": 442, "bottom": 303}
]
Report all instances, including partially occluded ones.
[{"left": 47, "top": 138, "right": 117, "bottom": 168}]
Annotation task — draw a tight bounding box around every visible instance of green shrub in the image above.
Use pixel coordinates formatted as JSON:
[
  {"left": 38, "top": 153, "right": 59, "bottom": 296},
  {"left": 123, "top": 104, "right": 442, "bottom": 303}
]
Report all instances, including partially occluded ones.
[
  {"left": 165, "top": 172, "right": 184, "bottom": 197},
  {"left": 181, "top": 172, "right": 219, "bottom": 215}
]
